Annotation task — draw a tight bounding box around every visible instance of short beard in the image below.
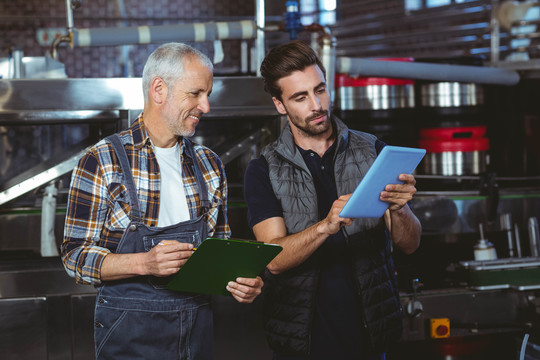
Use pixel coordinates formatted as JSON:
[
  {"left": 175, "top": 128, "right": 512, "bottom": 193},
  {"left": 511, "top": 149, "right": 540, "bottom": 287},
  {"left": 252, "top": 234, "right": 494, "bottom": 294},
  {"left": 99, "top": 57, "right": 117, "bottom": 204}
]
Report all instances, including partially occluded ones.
[
  {"left": 176, "top": 123, "right": 195, "bottom": 137},
  {"left": 163, "top": 91, "right": 196, "bottom": 137},
  {"left": 163, "top": 115, "right": 195, "bottom": 137},
  {"left": 289, "top": 109, "right": 331, "bottom": 137}
]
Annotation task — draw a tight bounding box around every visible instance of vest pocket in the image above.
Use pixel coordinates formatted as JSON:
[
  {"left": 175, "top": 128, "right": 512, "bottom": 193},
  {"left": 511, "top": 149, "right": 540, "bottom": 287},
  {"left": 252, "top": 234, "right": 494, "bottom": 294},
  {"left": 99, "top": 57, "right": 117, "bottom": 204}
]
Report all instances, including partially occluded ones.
[
  {"left": 142, "top": 230, "right": 201, "bottom": 250},
  {"left": 143, "top": 230, "right": 202, "bottom": 289}
]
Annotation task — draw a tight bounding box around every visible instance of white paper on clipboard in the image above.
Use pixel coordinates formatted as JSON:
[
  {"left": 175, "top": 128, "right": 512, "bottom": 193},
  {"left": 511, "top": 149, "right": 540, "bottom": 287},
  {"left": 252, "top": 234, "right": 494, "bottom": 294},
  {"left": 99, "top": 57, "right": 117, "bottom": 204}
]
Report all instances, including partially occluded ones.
[{"left": 339, "top": 145, "right": 426, "bottom": 219}]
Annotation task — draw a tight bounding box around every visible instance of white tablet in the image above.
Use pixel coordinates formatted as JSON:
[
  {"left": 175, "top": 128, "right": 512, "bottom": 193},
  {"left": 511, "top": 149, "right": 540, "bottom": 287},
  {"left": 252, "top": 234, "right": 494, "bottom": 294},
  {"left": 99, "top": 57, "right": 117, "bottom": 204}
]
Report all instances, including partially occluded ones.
[{"left": 339, "top": 145, "right": 426, "bottom": 218}]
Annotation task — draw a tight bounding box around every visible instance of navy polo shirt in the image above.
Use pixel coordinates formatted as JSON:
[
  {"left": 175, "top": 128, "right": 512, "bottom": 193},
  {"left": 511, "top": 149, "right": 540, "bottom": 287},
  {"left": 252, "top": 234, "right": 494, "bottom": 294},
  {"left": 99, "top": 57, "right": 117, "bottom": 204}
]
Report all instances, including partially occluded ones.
[{"left": 245, "top": 139, "right": 386, "bottom": 360}]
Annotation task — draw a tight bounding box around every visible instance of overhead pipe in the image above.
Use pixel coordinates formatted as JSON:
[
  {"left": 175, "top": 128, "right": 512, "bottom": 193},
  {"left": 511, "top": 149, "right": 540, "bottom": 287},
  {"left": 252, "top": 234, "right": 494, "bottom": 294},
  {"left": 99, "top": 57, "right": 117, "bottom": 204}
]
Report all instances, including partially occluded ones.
[
  {"left": 337, "top": 57, "right": 520, "bottom": 86},
  {"left": 50, "top": 0, "right": 258, "bottom": 59},
  {"left": 72, "top": 20, "right": 256, "bottom": 47}
]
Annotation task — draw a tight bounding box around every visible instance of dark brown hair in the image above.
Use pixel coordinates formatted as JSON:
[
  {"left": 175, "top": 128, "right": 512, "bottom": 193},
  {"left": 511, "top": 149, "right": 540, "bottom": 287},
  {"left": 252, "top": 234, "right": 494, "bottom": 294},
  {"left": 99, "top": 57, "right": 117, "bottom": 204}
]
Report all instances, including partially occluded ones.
[{"left": 260, "top": 40, "right": 326, "bottom": 101}]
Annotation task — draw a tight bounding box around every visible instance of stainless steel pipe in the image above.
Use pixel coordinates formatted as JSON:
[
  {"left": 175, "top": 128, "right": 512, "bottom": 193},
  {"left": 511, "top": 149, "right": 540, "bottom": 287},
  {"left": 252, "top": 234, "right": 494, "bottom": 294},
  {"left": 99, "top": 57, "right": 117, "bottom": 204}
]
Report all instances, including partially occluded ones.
[
  {"left": 65, "top": 0, "right": 74, "bottom": 32},
  {"left": 319, "top": 30, "right": 337, "bottom": 104},
  {"left": 255, "top": 0, "right": 265, "bottom": 76},
  {"left": 72, "top": 20, "right": 256, "bottom": 47},
  {"left": 336, "top": 57, "right": 520, "bottom": 86}
]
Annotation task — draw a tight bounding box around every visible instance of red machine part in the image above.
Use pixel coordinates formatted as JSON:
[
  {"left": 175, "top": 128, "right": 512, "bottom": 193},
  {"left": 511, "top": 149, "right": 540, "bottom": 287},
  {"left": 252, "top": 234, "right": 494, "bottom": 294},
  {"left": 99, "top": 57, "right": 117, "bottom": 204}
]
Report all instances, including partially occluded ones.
[{"left": 419, "top": 126, "right": 490, "bottom": 153}]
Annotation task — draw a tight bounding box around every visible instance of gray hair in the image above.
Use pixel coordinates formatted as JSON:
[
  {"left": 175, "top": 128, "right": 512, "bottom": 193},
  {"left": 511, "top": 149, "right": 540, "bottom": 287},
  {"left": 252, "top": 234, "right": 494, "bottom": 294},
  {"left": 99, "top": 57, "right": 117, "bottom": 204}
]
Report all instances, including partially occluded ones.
[{"left": 142, "top": 42, "right": 213, "bottom": 101}]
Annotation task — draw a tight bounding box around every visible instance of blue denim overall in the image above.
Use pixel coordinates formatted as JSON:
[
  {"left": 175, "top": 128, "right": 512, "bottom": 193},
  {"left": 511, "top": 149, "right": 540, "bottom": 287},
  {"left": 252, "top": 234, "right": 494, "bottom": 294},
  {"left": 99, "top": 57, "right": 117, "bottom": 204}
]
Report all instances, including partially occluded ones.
[{"left": 94, "top": 135, "right": 213, "bottom": 360}]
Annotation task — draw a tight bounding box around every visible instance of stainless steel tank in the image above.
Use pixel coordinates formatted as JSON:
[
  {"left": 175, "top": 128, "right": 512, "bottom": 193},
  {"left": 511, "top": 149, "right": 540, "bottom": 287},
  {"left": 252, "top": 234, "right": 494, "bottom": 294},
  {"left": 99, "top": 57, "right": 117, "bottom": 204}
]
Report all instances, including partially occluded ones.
[
  {"left": 421, "top": 82, "right": 484, "bottom": 108},
  {"left": 335, "top": 58, "right": 416, "bottom": 111},
  {"left": 419, "top": 126, "right": 490, "bottom": 176}
]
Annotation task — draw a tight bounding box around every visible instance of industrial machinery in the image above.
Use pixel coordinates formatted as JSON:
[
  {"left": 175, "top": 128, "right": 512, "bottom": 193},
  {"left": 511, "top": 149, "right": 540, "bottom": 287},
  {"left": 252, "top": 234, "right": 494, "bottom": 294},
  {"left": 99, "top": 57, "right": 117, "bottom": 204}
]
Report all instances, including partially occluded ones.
[{"left": 2, "top": 0, "right": 540, "bottom": 359}]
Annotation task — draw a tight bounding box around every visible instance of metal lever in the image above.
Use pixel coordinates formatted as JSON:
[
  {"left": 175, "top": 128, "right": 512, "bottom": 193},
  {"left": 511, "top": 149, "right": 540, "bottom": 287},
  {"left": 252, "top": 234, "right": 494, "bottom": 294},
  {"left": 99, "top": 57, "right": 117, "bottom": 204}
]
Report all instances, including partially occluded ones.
[
  {"left": 406, "top": 278, "right": 424, "bottom": 332},
  {"left": 529, "top": 217, "right": 540, "bottom": 257},
  {"left": 406, "top": 278, "right": 424, "bottom": 318},
  {"left": 514, "top": 224, "right": 522, "bottom": 258},
  {"left": 501, "top": 213, "right": 515, "bottom": 257}
]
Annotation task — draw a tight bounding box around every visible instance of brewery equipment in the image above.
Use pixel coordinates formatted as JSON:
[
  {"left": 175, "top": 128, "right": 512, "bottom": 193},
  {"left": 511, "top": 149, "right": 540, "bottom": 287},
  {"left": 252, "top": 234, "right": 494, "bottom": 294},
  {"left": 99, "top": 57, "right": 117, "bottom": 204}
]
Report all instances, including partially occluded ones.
[
  {"left": 473, "top": 224, "right": 497, "bottom": 261},
  {"left": 419, "top": 126, "right": 490, "bottom": 176}
]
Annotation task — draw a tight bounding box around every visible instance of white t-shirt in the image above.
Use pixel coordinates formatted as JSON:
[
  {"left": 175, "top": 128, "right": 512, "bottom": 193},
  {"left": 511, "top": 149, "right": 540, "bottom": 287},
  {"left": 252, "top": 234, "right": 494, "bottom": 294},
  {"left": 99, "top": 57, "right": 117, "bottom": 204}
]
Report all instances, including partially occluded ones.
[{"left": 152, "top": 142, "right": 190, "bottom": 227}]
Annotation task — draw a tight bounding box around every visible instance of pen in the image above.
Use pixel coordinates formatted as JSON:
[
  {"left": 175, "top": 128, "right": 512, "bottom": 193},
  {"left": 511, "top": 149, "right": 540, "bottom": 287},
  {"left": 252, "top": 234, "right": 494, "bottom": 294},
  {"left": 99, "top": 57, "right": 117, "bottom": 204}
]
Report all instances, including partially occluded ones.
[{"left": 158, "top": 241, "right": 196, "bottom": 250}]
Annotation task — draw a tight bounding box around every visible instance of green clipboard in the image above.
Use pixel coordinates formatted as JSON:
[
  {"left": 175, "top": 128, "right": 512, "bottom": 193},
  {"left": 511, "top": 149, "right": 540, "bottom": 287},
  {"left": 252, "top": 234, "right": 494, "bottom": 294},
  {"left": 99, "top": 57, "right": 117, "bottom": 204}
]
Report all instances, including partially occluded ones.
[{"left": 167, "top": 238, "right": 282, "bottom": 296}]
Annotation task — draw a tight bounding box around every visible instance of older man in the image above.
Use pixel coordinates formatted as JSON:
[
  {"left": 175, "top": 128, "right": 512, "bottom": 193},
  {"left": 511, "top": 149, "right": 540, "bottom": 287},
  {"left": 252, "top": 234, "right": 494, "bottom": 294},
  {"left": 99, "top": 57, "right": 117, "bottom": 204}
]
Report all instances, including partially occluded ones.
[{"left": 62, "top": 42, "right": 263, "bottom": 359}]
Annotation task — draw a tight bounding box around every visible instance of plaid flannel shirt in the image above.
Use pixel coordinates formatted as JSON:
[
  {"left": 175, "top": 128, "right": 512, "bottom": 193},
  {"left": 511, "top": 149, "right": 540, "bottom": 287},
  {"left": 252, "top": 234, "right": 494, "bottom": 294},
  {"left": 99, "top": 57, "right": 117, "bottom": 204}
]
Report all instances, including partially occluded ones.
[{"left": 62, "top": 113, "right": 230, "bottom": 285}]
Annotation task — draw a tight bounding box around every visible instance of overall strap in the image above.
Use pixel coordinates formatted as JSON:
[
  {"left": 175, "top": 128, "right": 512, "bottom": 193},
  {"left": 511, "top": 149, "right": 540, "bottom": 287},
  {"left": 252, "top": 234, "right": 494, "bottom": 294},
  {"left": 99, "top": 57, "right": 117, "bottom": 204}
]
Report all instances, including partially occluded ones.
[
  {"left": 106, "top": 134, "right": 144, "bottom": 221},
  {"left": 183, "top": 138, "right": 210, "bottom": 215}
]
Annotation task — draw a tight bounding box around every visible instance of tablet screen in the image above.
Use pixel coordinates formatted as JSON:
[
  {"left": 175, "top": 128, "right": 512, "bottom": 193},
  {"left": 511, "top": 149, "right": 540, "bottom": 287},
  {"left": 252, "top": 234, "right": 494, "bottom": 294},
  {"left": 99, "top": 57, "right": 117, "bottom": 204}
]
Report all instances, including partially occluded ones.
[{"left": 339, "top": 146, "right": 425, "bottom": 218}]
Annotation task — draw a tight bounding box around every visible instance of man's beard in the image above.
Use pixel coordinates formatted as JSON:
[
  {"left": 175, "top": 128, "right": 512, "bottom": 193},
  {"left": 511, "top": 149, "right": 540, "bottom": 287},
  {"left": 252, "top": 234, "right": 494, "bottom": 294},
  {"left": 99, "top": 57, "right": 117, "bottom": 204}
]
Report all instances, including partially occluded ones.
[
  {"left": 162, "top": 103, "right": 199, "bottom": 137},
  {"left": 288, "top": 109, "right": 331, "bottom": 137},
  {"left": 164, "top": 117, "right": 195, "bottom": 137},
  {"left": 174, "top": 121, "right": 195, "bottom": 137}
]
